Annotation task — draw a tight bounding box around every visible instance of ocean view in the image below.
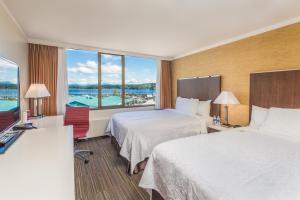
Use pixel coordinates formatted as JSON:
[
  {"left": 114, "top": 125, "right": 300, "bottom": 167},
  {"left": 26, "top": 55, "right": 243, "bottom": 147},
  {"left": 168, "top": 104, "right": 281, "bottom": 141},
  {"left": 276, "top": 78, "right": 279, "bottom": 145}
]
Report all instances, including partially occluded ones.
[
  {"left": 68, "top": 88, "right": 156, "bottom": 108},
  {"left": 66, "top": 50, "right": 157, "bottom": 108},
  {"left": 0, "top": 87, "right": 156, "bottom": 111},
  {"left": 0, "top": 89, "right": 18, "bottom": 111}
]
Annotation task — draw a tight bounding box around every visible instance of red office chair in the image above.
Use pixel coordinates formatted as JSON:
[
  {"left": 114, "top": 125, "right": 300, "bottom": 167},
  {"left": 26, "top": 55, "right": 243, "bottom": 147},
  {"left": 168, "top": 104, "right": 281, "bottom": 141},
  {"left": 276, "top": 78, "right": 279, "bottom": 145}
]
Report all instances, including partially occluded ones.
[
  {"left": 64, "top": 106, "right": 93, "bottom": 164},
  {"left": 0, "top": 111, "right": 15, "bottom": 132}
]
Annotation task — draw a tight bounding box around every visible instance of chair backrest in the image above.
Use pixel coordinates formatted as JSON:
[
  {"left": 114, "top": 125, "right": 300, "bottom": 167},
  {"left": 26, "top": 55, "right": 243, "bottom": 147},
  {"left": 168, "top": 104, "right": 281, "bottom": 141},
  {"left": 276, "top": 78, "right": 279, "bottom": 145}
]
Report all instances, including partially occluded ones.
[
  {"left": 0, "top": 111, "right": 15, "bottom": 132},
  {"left": 64, "top": 106, "right": 89, "bottom": 139}
]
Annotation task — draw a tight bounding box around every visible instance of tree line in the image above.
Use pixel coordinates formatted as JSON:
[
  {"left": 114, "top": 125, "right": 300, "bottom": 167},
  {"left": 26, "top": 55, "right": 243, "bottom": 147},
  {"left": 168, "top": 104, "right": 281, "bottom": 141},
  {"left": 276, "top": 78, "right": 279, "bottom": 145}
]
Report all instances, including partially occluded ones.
[
  {"left": 0, "top": 82, "right": 18, "bottom": 89},
  {"left": 69, "top": 83, "right": 155, "bottom": 90}
]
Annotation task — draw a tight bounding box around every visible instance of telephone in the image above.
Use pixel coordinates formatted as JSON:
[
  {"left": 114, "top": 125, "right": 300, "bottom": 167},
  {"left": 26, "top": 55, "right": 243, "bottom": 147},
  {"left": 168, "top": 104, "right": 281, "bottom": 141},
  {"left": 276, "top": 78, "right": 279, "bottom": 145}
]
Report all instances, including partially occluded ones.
[{"left": 12, "top": 123, "right": 37, "bottom": 131}]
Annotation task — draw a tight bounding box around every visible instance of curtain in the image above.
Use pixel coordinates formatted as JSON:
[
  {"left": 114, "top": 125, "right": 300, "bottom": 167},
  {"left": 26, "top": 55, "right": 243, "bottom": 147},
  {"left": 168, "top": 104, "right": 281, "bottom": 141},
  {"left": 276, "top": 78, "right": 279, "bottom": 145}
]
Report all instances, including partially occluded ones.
[
  {"left": 155, "top": 60, "right": 161, "bottom": 109},
  {"left": 56, "top": 48, "right": 68, "bottom": 115},
  {"left": 28, "top": 43, "right": 58, "bottom": 116},
  {"left": 160, "top": 60, "right": 172, "bottom": 109}
]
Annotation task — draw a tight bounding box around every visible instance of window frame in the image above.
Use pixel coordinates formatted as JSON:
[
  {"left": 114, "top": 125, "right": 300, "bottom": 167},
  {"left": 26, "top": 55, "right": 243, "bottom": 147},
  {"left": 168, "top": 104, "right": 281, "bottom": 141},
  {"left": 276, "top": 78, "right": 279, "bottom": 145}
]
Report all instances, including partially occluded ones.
[
  {"left": 67, "top": 49, "right": 156, "bottom": 110},
  {"left": 98, "top": 52, "right": 156, "bottom": 110}
]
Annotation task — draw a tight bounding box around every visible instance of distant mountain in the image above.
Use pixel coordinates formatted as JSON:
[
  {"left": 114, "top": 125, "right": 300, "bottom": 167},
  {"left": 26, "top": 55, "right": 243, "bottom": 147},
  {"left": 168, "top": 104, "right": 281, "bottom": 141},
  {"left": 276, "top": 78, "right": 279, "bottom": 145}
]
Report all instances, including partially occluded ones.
[
  {"left": 69, "top": 83, "right": 155, "bottom": 90},
  {"left": 0, "top": 81, "right": 18, "bottom": 89}
]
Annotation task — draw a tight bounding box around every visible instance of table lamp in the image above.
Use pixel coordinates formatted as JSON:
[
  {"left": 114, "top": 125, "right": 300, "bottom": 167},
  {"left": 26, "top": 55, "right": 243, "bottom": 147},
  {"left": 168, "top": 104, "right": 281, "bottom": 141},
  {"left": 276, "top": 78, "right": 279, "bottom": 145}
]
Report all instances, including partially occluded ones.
[
  {"left": 214, "top": 91, "right": 240, "bottom": 126},
  {"left": 25, "top": 84, "right": 50, "bottom": 117}
]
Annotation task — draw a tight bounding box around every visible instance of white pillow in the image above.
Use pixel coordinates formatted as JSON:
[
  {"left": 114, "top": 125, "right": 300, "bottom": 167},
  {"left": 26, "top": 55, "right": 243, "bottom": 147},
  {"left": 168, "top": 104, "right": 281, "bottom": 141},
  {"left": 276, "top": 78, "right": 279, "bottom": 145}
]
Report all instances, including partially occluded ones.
[
  {"left": 259, "top": 107, "right": 300, "bottom": 140},
  {"left": 249, "top": 105, "right": 269, "bottom": 129},
  {"left": 197, "top": 100, "right": 211, "bottom": 116},
  {"left": 175, "top": 97, "right": 199, "bottom": 115}
]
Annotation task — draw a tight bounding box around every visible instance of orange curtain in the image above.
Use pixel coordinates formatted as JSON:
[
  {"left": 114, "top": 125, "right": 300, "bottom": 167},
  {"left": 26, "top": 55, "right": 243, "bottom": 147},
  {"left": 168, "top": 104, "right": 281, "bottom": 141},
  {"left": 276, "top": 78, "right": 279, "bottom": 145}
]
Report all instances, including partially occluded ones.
[
  {"left": 28, "top": 43, "right": 58, "bottom": 116},
  {"left": 160, "top": 60, "right": 172, "bottom": 109}
]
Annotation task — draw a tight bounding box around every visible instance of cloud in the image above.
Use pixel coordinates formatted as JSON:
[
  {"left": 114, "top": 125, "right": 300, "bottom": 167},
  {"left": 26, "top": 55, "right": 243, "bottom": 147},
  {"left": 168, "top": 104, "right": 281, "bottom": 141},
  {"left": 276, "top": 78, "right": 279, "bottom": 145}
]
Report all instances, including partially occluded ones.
[
  {"left": 126, "top": 78, "right": 156, "bottom": 84},
  {"left": 69, "top": 77, "right": 97, "bottom": 85},
  {"left": 78, "top": 60, "right": 97, "bottom": 68},
  {"left": 0, "top": 59, "right": 18, "bottom": 69},
  {"left": 68, "top": 60, "right": 121, "bottom": 75},
  {"left": 142, "top": 78, "right": 155, "bottom": 83},
  {"left": 102, "top": 54, "right": 113, "bottom": 59},
  {"left": 68, "top": 60, "right": 97, "bottom": 74},
  {"left": 127, "top": 78, "right": 139, "bottom": 84},
  {"left": 11, "top": 78, "right": 18, "bottom": 84},
  {"left": 102, "top": 74, "right": 122, "bottom": 84},
  {"left": 102, "top": 54, "right": 121, "bottom": 61},
  {"left": 0, "top": 77, "right": 17, "bottom": 84},
  {"left": 102, "top": 64, "right": 121, "bottom": 74}
]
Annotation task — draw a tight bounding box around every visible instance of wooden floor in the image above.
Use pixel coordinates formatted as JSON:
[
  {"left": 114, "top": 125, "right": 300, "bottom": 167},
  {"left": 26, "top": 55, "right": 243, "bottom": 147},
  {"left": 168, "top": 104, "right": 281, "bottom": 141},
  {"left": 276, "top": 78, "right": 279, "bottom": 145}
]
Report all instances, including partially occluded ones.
[{"left": 75, "top": 137, "right": 149, "bottom": 200}]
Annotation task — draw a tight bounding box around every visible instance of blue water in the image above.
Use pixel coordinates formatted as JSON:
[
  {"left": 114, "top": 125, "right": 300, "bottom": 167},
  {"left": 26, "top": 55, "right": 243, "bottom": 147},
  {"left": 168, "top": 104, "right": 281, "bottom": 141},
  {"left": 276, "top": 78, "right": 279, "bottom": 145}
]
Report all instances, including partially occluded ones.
[
  {"left": 0, "top": 100, "right": 18, "bottom": 111},
  {"left": 0, "top": 89, "right": 155, "bottom": 110},
  {"left": 68, "top": 96, "right": 122, "bottom": 108},
  {"left": 0, "top": 89, "right": 18, "bottom": 97},
  {"left": 0, "top": 89, "right": 155, "bottom": 97},
  {"left": 68, "top": 88, "right": 155, "bottom": 107},
  {"left": 69, "top": 88, "right": 155, "bottom": 95},
  {"left": 0, "top": 89, "right": 18, "bottom": 111}
]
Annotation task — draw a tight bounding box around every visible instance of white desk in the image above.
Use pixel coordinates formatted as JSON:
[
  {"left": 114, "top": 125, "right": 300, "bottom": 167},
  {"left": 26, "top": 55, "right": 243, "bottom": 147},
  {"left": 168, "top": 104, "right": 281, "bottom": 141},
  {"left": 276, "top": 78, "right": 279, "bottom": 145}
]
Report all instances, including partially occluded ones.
[
  {"left": 30, "top": 115, "right": 64, "bottom": 129},
  {"left": 0, "top": 126, "right": 75, "bottom": 200}
]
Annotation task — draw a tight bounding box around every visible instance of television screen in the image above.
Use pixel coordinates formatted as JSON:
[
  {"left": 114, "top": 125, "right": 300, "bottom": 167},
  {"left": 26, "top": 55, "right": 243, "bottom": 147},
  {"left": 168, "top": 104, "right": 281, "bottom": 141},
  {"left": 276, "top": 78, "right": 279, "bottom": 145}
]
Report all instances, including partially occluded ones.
[{"left": 0, "top": 57, "right": 20, "bottom": 133}]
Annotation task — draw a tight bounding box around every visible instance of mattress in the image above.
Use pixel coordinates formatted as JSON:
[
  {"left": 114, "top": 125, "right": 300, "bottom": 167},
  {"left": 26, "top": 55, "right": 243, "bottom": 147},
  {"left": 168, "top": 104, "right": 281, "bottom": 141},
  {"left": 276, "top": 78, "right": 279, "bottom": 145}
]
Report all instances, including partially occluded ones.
[
  {"left": 140, "top": 128, "right": 300, "bottom": 200},
  {"left": 107, "top": 109, "right": 212, "bottom": 174}
]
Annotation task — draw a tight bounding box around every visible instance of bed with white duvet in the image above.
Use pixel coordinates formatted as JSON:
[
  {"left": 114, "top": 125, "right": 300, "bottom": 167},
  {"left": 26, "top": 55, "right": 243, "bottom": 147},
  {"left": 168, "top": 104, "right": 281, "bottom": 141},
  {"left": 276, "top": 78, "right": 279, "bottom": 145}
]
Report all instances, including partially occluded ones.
[
  {"left": 106, "top": 97, "right": 213, "bottom": 174},
  {"left": 139, "top": 107, "right": 300, "bottom": 200}
]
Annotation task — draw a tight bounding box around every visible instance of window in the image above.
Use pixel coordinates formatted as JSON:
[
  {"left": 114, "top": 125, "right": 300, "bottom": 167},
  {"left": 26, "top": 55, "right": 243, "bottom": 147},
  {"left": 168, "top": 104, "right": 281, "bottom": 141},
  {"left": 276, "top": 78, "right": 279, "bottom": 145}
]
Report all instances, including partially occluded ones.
[
  {"left": 100, "top": 54, "right": 123, "bottom": 107},
  {"left": 125, "top": 56, "right": 157, "bottom": 106},
  {"left": 66, "top": 49, "right": 157, "bottom": 109},
  {"left": 66, "top": 49, "right": 99, "bottom": 109}
]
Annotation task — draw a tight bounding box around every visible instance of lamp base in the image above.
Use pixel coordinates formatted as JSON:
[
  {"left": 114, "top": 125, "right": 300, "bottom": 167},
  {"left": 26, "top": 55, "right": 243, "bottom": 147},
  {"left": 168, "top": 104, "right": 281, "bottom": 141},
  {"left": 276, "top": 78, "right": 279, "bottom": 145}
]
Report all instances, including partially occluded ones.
[
  {"left": 221, "top": 123, "right": 232, "bottom": 128},
  {"left": 30, "top": 114, "right": 44, "bottom": 119},
  {"left": 224, "top": 105, "right": 229, "bottom": 125}
]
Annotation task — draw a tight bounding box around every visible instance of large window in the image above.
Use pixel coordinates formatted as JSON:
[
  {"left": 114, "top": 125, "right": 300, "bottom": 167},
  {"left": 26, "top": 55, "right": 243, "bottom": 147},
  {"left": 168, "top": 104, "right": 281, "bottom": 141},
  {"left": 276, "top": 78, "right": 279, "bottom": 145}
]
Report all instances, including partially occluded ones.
[
  {"left": 66, "top": 49, "right": 99, "bottom": 109},
  {"left": 100, "top": 54, "right": 123, "bottom": 107},
  {"left": 66, "top": 49, "right": 157, "bottom": 109},
  {"left": 125, "top": 56, "right": 157, "bottom": 106}
]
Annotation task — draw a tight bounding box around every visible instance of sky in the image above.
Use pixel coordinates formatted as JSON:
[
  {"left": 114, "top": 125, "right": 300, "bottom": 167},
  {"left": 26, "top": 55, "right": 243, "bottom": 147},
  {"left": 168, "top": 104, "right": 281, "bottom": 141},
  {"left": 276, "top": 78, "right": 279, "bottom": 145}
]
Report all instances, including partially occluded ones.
[
  {"left": 66, "top": 49, "right": 157, "bottom": 85},
  {"left": 0, "top": 58, "right": 18, "bottom": 84}
]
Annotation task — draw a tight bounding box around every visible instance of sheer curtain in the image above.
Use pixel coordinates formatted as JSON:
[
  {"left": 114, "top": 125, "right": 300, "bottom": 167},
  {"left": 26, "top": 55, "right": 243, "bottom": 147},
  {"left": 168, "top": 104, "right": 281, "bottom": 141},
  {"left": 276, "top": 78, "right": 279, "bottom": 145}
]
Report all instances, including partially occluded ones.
[
  {"left": 56, "top": 48, "right": 68, "bottom": 115},
  {"left": 155, "top": 60, "right": 161, "bottom": 109}
]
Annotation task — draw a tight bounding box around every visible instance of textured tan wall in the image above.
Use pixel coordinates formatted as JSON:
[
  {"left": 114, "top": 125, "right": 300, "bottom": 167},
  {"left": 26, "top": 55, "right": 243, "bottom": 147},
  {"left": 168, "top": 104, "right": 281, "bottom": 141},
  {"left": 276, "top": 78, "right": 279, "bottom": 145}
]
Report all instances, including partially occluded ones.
[{"left": 172, "top": 23, "right": 300, "bottom": 125}]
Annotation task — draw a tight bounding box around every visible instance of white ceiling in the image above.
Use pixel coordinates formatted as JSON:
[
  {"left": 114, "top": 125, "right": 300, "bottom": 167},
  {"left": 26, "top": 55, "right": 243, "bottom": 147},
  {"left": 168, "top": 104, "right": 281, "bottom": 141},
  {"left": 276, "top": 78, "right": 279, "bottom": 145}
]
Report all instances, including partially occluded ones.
[{"left": 3, "top": 0, "right": 300, "bottom": 58}]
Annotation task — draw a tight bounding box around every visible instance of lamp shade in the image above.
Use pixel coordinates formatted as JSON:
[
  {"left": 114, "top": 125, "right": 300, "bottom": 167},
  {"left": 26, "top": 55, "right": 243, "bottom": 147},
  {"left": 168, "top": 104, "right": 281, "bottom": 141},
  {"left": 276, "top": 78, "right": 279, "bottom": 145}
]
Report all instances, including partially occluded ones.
[
  {"left": 25, "top": 84, "right": 50, "bottom": 98},
  {"left": 214, "top": 91, "right": 240, "bottom": 105}
]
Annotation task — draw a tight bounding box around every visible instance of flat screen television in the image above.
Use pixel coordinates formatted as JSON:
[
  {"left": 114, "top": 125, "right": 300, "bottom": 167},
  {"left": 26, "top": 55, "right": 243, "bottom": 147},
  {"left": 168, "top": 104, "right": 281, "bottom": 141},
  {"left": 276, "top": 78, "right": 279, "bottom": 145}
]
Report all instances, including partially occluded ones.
[{"left": 0, "top": 57, "right": 20, "bottom": 134}]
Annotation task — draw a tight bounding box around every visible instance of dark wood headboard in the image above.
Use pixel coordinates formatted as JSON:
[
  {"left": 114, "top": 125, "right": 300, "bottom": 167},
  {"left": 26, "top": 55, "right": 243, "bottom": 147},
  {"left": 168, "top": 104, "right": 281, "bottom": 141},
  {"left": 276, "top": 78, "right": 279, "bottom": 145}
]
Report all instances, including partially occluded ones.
[
  {"left": 177, "top": 75, "right": 221, "bottom": 116},
  {"left": 250, "top": 70, "right": 300, "bottom": 119}
]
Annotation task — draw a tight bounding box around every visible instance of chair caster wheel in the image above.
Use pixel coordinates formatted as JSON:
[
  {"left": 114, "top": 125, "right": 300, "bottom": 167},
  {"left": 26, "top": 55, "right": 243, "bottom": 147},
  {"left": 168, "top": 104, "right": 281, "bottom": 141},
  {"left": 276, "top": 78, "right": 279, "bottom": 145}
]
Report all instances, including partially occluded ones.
[
  {"left": 90, "top": 151, "right": 94, "bottom": 155},
  {"left": 84, "top": 160, "right": 89, "bottom": 164}
]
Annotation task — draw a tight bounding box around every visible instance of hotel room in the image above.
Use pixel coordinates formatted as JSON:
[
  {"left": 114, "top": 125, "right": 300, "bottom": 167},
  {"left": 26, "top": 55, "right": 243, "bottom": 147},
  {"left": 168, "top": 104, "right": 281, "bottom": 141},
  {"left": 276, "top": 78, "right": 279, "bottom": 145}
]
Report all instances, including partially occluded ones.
[{"left": 0, "top": 0, "right": 300, "bottom": 200}]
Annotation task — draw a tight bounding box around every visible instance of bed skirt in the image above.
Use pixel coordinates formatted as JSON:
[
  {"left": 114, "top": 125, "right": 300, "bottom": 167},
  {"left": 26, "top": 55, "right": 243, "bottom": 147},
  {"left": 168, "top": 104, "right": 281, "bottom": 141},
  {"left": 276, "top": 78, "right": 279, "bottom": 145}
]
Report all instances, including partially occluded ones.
[
  {"left": 152, "top": 190, "right": 164, "bottom": 200},
  {"left": 110, "top": 136, "right": 148, "bottom": 174}
]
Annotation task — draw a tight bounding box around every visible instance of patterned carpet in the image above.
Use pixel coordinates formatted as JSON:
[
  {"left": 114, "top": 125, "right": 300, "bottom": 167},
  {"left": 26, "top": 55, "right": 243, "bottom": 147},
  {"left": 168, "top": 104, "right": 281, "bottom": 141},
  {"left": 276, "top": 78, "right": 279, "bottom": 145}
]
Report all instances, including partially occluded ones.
[{"left": 75, "top": 137, "right": 149, "bottom": 200}]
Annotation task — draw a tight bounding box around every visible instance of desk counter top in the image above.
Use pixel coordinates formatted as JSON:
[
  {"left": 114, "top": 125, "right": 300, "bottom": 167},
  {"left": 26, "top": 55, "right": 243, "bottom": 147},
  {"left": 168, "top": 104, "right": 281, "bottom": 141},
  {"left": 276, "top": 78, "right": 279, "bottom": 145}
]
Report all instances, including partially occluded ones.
[{"left": 0, "top": 126, "right": 74, "bottom": 200}]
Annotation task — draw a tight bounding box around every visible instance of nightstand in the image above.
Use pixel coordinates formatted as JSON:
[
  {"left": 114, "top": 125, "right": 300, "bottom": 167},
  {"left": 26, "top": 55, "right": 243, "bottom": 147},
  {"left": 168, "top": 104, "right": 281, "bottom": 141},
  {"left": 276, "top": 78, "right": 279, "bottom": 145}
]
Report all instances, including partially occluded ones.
[{"left": 207, "top": 124, "right": 234, "bottom": 133}]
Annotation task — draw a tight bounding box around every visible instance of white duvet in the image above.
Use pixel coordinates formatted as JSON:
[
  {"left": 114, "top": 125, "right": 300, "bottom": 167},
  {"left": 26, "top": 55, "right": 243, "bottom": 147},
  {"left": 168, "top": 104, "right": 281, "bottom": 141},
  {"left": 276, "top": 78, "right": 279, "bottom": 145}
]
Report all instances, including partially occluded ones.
[
  {"left": 106, "top": 109, "right": 211, "bottom": 174},
  {"left": 139, "top": 128, "right": 300, "bottom": 200}
]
